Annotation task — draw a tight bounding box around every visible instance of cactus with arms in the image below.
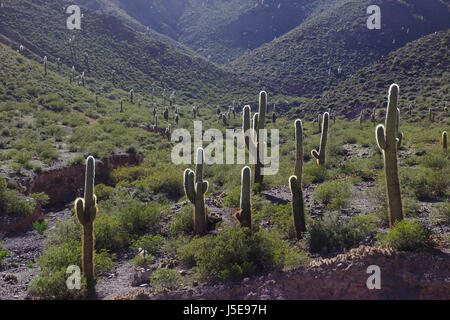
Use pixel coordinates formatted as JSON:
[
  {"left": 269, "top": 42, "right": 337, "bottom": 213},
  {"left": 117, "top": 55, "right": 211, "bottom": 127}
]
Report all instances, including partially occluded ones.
[
  {"left": 311, "top": 112, "right": 329, "bottom": 166},
  {"left": 75, "top": 156, "right": 98, "bottom": 293},
  {"left": 243, "top": 91, "right": 267, "bottom": 184},
  {"left": 289, "top": 120, "right": 306, "bottom": 239},
  {"left": 184, "top": 148, "right": 209, "bottom": 235},
  {"left": 234, "top": 166, "right": 252, "bottom": 231},
  {"left": 375, "top": 84, "right": 404, "bottom": 227}
]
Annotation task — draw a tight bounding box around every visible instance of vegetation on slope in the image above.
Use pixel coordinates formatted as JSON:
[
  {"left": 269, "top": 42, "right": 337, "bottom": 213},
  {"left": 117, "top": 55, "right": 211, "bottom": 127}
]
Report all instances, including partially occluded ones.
[{"left": 228, "top": 0, "right": 450, "bottom": 96}]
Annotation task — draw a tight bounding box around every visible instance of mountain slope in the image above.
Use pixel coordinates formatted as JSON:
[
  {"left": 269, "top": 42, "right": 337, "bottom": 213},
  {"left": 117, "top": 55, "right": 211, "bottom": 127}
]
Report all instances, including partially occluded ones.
[
  {"left": 0, "top": 0, "right": 256, "bottom": 104},
  {"left": 295, "top": 29, "right": 450, "bottom": 120},
  {"left": 78, "top": 0, "right": 345, "bottom": 64},
  {"left": 228, "top": 0, "right": 450, "bottom": 96}
]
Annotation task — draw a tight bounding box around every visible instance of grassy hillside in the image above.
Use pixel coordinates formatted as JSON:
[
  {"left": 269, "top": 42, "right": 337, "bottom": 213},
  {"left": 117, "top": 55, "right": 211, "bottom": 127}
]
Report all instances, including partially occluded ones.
[
  {"left": 296, "top": 30, "right": 450, "bottom": 120},
  {"left": 228, "top": 0, "right": 450, "bottom": 96},
  {"left": 0, "top": 0, "right": 257, "bottom": 104}
]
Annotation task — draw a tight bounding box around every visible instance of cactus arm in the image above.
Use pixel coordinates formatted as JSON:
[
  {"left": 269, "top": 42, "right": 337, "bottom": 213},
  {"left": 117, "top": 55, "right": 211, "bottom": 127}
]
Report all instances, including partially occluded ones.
[
  {"left": 257, "top": 91, "right": 267, "bottom": 133},
  {"left": 376, "top": 125, "right": 387, "bottom": 150},
  {"left": 184, "top": 169, "right": 196, "bottom": 203},
  {"left": 243, "top": 105, "right": 251, "bottom": 150}
]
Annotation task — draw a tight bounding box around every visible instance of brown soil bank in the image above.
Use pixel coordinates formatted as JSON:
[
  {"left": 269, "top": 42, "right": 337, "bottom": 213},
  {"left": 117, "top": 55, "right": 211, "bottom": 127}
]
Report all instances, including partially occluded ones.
[
  {"left": 116, "top": 246, "right": 450, "bottom": 300},
  {"left": 21, "top": 153, "right": 143, "bottom": 207}
]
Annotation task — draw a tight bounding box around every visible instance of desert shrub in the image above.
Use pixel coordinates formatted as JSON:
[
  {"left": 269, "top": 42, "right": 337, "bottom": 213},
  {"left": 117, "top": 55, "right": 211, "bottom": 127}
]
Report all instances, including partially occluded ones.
[
  {"left": 94, "top": 184, "right": 114, "bottom": 201},
  {"left": 303, "top": 165, "right": 330, "bottom": 184},
  {"left": 133, "top": 252, "right": 154, "bottom": 268},
  {"left": 306, "top": 212, "right": 380, "bottom": 254},
  {"left": 378, "top": 220, "right": 435, "bottom": 252},
  {"left": 169, "top": 206, "right": 194, "bottom": 235},
  {"left": 223, "top": 185, "right": 240, "bottom": 208},
  {"left": 253, "top": 202, "right": 296, "bottom": 239},
  {"left": 0, "top": 242, "right": 11, "bottom": 265},
  {"left": 149, "top": 268, "right": 182, "bottom": 291},
  {"left": 0, "top": 177, "right": 34, "bottom": 216},
  {"left": 402, "top": 168, "right": 449, "bottom": 200},
  {"left": 312, "top": 179, "right": 352, "bottom": 210},
  {"left": 179, "top": 228, "right": 307, "bottom": 281},
  {"left": 94, "top": 213, "right": 129, "bottom": 252},
  {"left": 430, "top": 201, "right": 450, "bottom": 224},
  {"left": 32, "top": 220, "right": 48, "bottom": 235},
  {"left": 131, "top": 235, "right": 165, "bottom": 256}
]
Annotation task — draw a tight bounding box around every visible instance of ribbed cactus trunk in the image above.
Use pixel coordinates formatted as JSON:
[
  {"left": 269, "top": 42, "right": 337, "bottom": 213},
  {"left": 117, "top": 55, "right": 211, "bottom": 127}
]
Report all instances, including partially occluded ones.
[
  {"left": 376, "top": 84, "right": 404, "bottom": 228},
  {"left": 243, "top": 91, "right": 267, "bottom": 185},
  {"left": 43, "top": 56, "right": 48, "bottom": 76},
  {"left": 75, "top": 156, "right": 98, "bottom": 295},
  {"left": 442, "top": 131, "right": 448, "bottom": 154},
  {"left": 184, "top": 148, "right": 209, "bottom": 235},
  {"left": 234, "top": 166, "right": 252, "bottom": 231},
  {"left": 289, "top": 120, "right": 306, "bottom": 239},
  {"left": 311, "top": 112, "right": 329, "bottom": 166}
]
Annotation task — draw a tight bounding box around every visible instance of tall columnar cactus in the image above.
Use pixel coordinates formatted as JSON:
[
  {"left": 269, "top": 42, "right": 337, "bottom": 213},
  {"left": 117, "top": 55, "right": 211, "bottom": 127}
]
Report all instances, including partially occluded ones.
[
  {"left": 429, "top": 108, "right": 432, "bottom": 122},
  {"left": 289, "top": 120, "right": 306, "bottom": 239},
  {"left": 375, "top": 84, "right": 404, "bottom": 227},
  {"left": 243, "top": 91, "right": 267, "bottom": 184},
  {"left": 442, "top": 131, "right": 448, "bottom": 154},
  {"left": 75, "top": 156, "right": 98, "bottom": 293},
  {"left": 174, "top": 113, "right": 179, "bottom": 125},
  {"left": 311, "top": 112, "right": 329, "bottom": 166},
  {"left": 222, "top": 114, "right": 228, "bottom": 125},
  {"left": 154, "top": 114, "right": 158, "bottom": 130},
  {"left": 184, "top": 148, "right": 209, "bottom": 235},
  {"left": 395, "top": 108, "right": 403, "bottom": 151},
  {"left": 43, "top": 56, "right": 48, "bottom": 76},
  {"left": 272, "top": 112, "right": 277, "bottom": 123},
  {"left": 360, "top": 110, "right": 364, "bottom": 127},
  {"left": 120, "top": 100, "right": 123, "bottom": 113},
  {"left": 234, "top": 166, "right": 252, "bottom": 231},
  {"left": 193, "top": 106, "right": 197, "bottom": 118},
  {"left": 164, "top": 107, "right": 169, "bottom": 121},
  {"left": 217, "top": 106, "right": 221, "bottom": 115},
  {"left": 130, "top": 89, "right": 134, "bottom": 104}
]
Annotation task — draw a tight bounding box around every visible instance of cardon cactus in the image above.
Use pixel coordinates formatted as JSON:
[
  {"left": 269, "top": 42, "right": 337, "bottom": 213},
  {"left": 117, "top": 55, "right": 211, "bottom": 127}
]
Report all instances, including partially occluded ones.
[
  {"left": 289, "top": 120, "right": 306, "bottom": 239},
  {"left": 272, "top": 112, "right": 277, "bottom": 123},
  {"left": 375, "top": 84, "right": 404, "bottom": 227},
  {"left": 222, "top": 114, "right": 228, "bottom": 125},
  {"left": 243, "top": 91, "right": 267, "bottom": 184},
  {"left": 75, "top": 156, "right": 98, "bottom": 293},
  {"left": 120, "top": 100, "right": 123, "bottom": 113},
  {"left": 43, "top": 56, "right": 48, "bottom": 76},
  {"left": 311, "top": 112, "right": 329, "bottom": 166},
  {"left": 442, "top": 131, "right": 448, "bottom": 153},
  {"left": 360, "top": 110, "right": 364, "bottom": 127},
  {"left": 174, "top": 113, "right": 179, "bottom": 125},
  {"left": 164, "top": 107, "right": 169, "bottom": 121},
  {"left": 70, "top": 66, "right": 75, "bottom": 84},
  {"left": 234, "top": 166, "right": 252, "bottom": 231},
  {"left": 192, "top": 106, "right": 197, "bottom": 118},
  {"left": 184, "top": 148, "right": 209, "bottom": 235},
  {"left": 130, "top": 89, "right": 134, "bottom": 104}
]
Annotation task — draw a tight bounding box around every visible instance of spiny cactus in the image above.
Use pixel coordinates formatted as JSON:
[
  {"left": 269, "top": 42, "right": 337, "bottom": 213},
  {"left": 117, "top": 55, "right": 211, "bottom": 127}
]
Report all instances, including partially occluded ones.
[
  {"left": 360, "top": 110, "right": 364, "bottom": 127},
  {"left": 174, "top": 113, "right": 180, "bottom": 125},
  {"left": 395, "top": 108, "right": 403, "bottom": 151},
  {"left": 289, "top": 120, "right": 306, "bottom": 239},
  {"left": 222, "top": 114, "right": 228, "bottom": 125},
  {"left": 184, "top": 148, "right": 209, "bottom": 235},
  {"left": 80, "top": 72, "right": 85, "bottom": 87},
  {"left": 120, "top": 100, "right": 123, "bottom": 113},
  {"left": 75, "top": 156, "right": 98, "bottom": 293},
  {"left": 429, "top": 108, "right": 432, "bottom": 122},
  {"left": 70, "top": 66, "right": 75, "bottom": 84},
  {"left": 154, "top": 114, "right": 158, "bottom": 130},
  {"left": 130, "top": 89, "right": 134, "bottom": 104},
  {"left": 243, "top": 91, "right": 267, "bottom": 184},
  {"left": 272, "top": 112, "right": 277, "bottom": 123},
  {"left": 217, "top": 106, "right": 221, "bottom": 115},
  {"left": 43, "top": 56, "right": 48, "bottom": 76},
  {"left": 375, "top": 84, "right": 404, "bottom": 228},
  {"left": 234, "top": 166, "right": 252, "bottom": 231},
  {"left": 164, "top": 107, "right": 169, "bottom": 121},
  {"left": 311, "top": 112, "right": 329, "bottom": 166},
  {"left": 192, "top": 106, "right": 197, "bottom": 118},
  {"left": 442, "top": 131, "right": 448, "bottom": 154}
]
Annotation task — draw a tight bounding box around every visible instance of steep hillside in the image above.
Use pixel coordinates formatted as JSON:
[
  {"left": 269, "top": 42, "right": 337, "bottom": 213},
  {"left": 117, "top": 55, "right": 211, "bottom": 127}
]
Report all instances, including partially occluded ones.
[
  {"left": 78, "top": 0, "right": 345, "bottom": 64},
  {"left": 228, "top": 0, "right": 450, "bottom": 96},
  {"left": 0, "top": 0, "right": 256, "bottom": 104},
  {"left": 294, "top": 30, "right": 450, "bottom": 120}
]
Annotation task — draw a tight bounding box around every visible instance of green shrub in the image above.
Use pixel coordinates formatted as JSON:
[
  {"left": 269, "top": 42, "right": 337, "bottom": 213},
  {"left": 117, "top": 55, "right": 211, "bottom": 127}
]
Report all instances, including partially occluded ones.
[
  {"left": 312, "top": 179, "right": 352, "bottom": 210},
  {"left": 133, "top": 253, "right": 154, "bottom": 269},
  {"left": 0, "top": 242, "right": 11, "bottom": 265},
  {"left": 149, "top": 268, "right": 182, "bottom": 291},
  {"left": 0, "top": 177, "right": 34, "bottom": 216},
  {"left": 306, "top": 212, "right": 380, "bottom": 254},
  {"left": 303, "top": 165, "right": 330, "bottom": 184},
  {"left": 179, "top": 228, "right": 307, "bottom": 281},
  {"left": 169, "top": 206, "right": 194, "bottom": 236},
  {"left": 32, "top": 220, "right": 48, "bottom": 235},
  {"left": 131, "top": 234, "right": 165, "bottom": 256},
  {"left": 379, "top": 220, "right": 435, "bottom": 252}
]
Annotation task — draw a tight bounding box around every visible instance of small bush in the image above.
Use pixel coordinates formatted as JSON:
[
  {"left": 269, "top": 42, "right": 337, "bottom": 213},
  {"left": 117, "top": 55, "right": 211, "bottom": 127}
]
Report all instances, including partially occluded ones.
[
  {"left": 303, "top": 165, "right": 330, "bottom": 184},
  {"left": 313, "top": 179, "right": 352, "bottom": 210},
  {"left": 149, "top": 268, "right": 182, "bottom": 291},
  {"left": 169, "top": 206, "right": 193, "bottom": 235},
  {"left": 379, "top": 220, "right": 435, "bottom": 252},
  {"left": 306, "top": 212, "right": 380, "bottom": 254},
  {"left": 32, "top": 220, "right": 48, "bottom": 235},
  {"left": 0, "top": 242, "right": 11, "bottom": 265},
  {"left": 179, "top": 228, "right": 308, "bottom": 281},
  {"left": 131, "top": 234, "right": 165, "bottom": 256}
]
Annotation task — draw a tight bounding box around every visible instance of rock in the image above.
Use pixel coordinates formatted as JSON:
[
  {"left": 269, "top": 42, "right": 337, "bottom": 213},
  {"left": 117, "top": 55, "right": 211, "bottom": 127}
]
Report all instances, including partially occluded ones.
[
  {"left": 243, "top": 277, "right": 250, "bottom": 283},
  {"left": 130, "top": 270, "right": 152, "bottom": 287}
]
